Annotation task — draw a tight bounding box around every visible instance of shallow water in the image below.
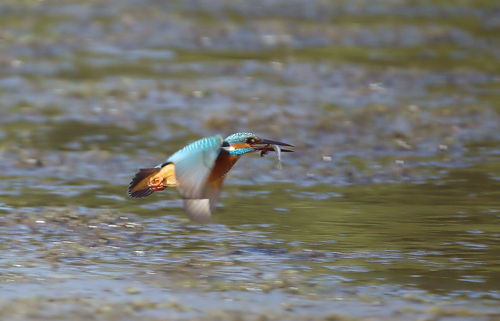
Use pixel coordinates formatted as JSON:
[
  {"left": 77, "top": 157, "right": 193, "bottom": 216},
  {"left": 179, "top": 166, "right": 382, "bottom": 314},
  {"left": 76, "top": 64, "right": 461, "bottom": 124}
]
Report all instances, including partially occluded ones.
[
  {"left": 1, "top": 0, "right": 500, "bottom": 320},
  {"left": 1, "top": 163, "right": 500, "bottom": 319}
]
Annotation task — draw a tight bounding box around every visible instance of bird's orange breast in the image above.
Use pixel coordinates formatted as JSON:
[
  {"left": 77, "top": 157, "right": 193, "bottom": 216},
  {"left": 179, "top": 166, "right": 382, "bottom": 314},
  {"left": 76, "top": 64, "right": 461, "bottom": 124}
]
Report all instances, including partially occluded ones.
[{"left": 207, "top": 151, "right": 239, "bottom": 182}]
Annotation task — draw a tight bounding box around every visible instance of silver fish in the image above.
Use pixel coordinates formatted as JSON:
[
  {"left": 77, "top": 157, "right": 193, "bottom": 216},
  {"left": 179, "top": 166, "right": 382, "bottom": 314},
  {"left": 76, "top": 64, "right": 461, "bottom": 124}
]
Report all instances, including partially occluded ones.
[
  {"left": 259, "top": 144, "right": 282, "bottom": 169},
  {"left": 272, "top": 144, "right": 282, "bottom": 169}
]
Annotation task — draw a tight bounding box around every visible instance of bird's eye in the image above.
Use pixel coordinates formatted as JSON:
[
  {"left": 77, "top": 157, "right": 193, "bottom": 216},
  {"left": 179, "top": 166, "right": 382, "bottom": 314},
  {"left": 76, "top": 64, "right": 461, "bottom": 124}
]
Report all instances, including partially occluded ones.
[{"left": 245, "top": 138, "right": 255, "bottom": 144}]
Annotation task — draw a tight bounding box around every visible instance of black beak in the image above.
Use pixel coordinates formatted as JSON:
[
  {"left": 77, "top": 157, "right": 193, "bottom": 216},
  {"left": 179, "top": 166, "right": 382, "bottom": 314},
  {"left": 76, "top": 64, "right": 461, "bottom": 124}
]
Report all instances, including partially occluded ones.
[{"left": 251, "top": 138, "right": 295, "bottom": 152}]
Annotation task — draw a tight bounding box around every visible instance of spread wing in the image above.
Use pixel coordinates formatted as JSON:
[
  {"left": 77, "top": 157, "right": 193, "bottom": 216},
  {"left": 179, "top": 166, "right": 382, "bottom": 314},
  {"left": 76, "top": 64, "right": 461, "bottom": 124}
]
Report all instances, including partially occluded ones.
[
  {"left": 167, "top": 135, "right": 224, "bottom": 222},
  {"left": 183, "top": 176, "right": 226, "bottom": 222}
]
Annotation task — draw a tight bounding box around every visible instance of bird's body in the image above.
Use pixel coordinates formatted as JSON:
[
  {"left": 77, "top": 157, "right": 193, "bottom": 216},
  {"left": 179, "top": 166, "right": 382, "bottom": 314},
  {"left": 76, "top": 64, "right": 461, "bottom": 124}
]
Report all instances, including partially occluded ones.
[{"left": 128, "top": 133, "right": 294, "bottom": 222}]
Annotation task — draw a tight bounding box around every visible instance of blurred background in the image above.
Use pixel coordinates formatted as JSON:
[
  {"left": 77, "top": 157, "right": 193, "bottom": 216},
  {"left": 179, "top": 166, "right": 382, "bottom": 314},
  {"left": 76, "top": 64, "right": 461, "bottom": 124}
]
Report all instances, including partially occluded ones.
[{"left": 1, "top": 0, "right": 500, "bottom": 320}]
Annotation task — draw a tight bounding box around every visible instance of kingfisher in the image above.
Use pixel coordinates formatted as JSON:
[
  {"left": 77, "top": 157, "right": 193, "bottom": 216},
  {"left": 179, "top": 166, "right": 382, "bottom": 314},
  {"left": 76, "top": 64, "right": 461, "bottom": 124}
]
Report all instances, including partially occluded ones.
[{"left": 128, "top": 132, "right": 294, "bottom": 222}]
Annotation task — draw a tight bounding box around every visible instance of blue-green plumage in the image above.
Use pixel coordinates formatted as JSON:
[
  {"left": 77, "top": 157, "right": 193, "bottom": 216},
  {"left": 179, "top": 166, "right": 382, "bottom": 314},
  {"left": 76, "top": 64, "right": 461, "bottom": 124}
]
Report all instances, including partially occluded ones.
[
  {"left": 223, "top": 132, "right": 258, "bottom": 156},
  {"left": 224, "top": 132, "right": 256, "bottom": 144},
  {"left": 228, "top": 147, "right": 254, "bottom": 156},
  {"left": 168, "top": 136, "right": 223, "bottom": 164}
]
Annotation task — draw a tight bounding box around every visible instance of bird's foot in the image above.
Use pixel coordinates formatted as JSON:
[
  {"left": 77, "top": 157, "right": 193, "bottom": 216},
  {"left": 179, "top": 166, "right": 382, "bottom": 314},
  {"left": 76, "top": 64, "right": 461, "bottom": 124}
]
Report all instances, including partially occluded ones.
[{"left": 148, "top": 177, "right": 166, "bottom": 191}]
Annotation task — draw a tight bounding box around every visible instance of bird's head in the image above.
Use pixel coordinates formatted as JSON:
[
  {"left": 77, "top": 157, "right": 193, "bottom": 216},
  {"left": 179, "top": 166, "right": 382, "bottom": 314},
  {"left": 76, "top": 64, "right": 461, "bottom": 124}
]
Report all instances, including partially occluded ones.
[{"left": 222, "top": 132, "right": 294, "bottom": 156}]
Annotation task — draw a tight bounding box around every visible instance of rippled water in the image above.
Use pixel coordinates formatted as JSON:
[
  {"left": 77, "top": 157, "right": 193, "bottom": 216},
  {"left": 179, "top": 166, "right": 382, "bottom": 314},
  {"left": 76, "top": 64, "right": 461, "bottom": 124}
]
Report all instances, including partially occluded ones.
[{"left": 1, "top": 0, "right": 500, "bottom": 320}]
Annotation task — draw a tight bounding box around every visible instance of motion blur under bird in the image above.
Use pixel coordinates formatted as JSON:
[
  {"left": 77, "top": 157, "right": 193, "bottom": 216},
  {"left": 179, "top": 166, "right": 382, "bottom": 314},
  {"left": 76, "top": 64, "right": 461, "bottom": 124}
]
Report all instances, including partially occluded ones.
[{"left": 128, "top": 132, "right": 294, "bottom": 222}]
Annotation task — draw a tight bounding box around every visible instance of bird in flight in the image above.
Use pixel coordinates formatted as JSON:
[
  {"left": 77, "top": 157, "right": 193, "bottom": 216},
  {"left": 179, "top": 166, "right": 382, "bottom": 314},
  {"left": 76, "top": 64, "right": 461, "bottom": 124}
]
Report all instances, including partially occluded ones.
[{"left": 128, "top": 132, "right": 294, "bottom": 222}]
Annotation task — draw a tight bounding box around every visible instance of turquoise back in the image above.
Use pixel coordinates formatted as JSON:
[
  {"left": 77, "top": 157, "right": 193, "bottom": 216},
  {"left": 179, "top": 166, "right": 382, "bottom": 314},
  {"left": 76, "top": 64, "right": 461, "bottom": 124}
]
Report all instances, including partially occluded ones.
[{"left": 168, "top": 135, "right": 223, "bottom": 167}]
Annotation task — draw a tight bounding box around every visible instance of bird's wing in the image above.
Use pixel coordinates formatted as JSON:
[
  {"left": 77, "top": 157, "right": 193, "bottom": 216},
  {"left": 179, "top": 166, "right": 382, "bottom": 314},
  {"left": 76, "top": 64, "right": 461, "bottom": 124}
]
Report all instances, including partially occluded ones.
[
  {"left": 183, "top": 175, "right": 226, "bottom": 222},
  {"left": 167, "top": 135, "right": 223, "bottom": 209}
]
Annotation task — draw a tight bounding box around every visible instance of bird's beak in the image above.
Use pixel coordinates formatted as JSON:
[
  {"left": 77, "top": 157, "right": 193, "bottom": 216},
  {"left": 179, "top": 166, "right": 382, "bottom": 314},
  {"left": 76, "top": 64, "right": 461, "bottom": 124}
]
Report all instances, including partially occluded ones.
[{"left": 251, "top": 138, "right": 295, "bottom": 152}]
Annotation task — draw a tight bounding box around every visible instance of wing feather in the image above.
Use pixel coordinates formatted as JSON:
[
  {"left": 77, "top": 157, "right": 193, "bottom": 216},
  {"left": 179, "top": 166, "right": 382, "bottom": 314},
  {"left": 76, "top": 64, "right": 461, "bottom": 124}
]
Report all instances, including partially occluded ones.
[
  {"left": 183, "top": 176, "right": 226, "bottom": 222},
  {"left": 167, "top": 136, "right": 223, "bottom": 220},
  {"left": 128, "top": 167, "right": 160, "bottom": 198}
]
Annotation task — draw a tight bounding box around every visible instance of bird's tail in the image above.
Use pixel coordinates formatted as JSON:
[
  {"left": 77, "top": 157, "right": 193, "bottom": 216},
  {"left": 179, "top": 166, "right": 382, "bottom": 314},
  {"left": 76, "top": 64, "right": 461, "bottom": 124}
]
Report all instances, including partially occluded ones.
[{"left": 128, "top": 163, "right": 177, "bottom": 198}]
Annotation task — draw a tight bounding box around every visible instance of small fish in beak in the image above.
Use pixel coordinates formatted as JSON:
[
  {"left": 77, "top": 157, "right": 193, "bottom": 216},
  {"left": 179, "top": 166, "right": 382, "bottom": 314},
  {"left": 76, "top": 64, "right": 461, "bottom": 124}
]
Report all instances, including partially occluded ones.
[{"left": 253, "top": 138, "right": 294, "bottom": 169}]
